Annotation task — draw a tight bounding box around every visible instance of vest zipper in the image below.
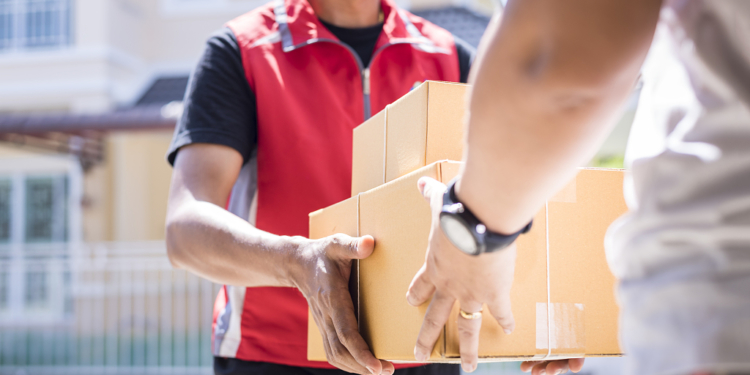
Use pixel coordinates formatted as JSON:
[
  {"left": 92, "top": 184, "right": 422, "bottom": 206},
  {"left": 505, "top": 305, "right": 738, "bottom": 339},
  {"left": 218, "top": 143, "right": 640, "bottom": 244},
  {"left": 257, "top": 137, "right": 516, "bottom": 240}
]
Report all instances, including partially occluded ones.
[
  {"left": 289, "top": 39, "right": 414, "bottom": 121},
  {"left": 362, "top": 67, "right": 371, "bottom": 120}
]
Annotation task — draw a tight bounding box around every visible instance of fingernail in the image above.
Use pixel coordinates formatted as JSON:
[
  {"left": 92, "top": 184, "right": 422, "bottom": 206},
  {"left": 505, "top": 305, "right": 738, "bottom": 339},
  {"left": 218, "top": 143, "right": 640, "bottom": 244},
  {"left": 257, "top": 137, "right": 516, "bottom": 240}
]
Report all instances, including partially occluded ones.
[
  {"left": 366, "top": 366, "right": 377, "bottom": 375},
  {"left": 414, "top": 348, "right": 427, "bottom": 361},
  {"left": 504, "top": 328, "right": 512, "bottom": 335},
  {"left": 461, "top": 363, "right": 474, "bottom": 372},
  {"left": 539, "top": 370, "right": 546, "bottom": 375}
]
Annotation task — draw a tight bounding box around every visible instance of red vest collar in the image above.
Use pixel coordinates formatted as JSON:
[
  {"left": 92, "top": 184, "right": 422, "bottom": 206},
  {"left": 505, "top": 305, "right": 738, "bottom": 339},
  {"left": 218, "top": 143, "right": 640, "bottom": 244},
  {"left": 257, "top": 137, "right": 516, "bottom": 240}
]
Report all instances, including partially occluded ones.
[{"left": 273, "top": 0, "right": 448, "bottom": 56}]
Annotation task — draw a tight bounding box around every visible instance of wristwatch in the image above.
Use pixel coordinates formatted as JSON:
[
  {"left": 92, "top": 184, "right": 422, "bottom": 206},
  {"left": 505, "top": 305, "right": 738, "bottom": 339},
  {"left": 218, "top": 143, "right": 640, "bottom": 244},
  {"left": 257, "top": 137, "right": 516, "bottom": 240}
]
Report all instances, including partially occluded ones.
[{"left": 439, "top": 178, "right": 532, "bottom": 256}]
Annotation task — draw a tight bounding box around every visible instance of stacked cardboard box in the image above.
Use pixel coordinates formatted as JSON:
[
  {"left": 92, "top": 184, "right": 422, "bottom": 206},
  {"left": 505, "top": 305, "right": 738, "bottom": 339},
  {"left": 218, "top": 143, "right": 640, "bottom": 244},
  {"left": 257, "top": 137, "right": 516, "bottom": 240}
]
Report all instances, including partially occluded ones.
[{"left": 307, "top": 81, "right": 626, "bottom": 363}]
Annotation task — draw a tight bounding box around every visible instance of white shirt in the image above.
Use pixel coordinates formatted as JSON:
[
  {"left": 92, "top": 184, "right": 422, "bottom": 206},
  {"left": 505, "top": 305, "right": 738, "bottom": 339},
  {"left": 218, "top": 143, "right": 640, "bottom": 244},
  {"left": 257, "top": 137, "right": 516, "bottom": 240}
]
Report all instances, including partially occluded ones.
[{"left": 605, "top": 1, "right": 750, "bottom": 374}]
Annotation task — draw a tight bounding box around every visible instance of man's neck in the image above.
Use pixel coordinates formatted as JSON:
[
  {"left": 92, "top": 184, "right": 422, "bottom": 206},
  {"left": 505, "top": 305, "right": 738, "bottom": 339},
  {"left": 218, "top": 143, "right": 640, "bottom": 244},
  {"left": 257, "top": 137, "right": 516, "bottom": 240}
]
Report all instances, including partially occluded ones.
[{"left": 308, "top": 0, "right": 381, "bottom": 28}]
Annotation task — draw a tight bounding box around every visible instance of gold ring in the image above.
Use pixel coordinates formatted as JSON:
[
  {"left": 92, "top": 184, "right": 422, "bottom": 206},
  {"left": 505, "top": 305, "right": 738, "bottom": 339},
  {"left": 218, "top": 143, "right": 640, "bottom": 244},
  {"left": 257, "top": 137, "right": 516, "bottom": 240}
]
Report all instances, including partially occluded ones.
[{"left": 459, "top": 309, "right": 483, "bottom": 320}]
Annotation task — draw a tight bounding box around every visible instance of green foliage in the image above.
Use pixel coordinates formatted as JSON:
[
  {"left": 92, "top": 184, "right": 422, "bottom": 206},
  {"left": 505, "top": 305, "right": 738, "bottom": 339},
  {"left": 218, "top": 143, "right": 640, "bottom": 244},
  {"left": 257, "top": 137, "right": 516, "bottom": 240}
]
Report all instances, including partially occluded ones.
[{"left": 590, "top": 155, "right": 625, "bottom": 169}]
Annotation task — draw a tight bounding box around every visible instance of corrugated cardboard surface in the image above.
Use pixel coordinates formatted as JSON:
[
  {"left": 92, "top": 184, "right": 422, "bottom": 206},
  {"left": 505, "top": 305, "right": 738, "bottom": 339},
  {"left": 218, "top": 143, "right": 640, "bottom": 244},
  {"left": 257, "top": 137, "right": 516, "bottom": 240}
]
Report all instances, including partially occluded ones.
[
  {"left": 351, "top": 82, "right": 467, "bottom": 196},
  {"left": 424, "top": 82, "right": 467, "bottom": 165},
  {"left": 309, "top": 164, "right": 626, "bottom": 362},
  {"left": 547, "top": 169, "right": 626, "bottom": 357},
  {"left": 359, "top": 161, "right": 461, "bottom": 361},
  {"left": 351, "top": 110, "right": 387, "bottom": 197}
]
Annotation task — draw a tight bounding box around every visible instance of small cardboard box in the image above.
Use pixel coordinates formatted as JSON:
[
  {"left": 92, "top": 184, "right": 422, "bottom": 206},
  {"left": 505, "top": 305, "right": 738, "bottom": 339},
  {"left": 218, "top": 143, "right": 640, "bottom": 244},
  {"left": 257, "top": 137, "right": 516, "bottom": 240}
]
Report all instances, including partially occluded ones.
[
  {"left": 351, "top": 81, "right": 468, "bottom": 196},
  {"left": 308, "top": 161, "right": 627, "bottom": 363}
]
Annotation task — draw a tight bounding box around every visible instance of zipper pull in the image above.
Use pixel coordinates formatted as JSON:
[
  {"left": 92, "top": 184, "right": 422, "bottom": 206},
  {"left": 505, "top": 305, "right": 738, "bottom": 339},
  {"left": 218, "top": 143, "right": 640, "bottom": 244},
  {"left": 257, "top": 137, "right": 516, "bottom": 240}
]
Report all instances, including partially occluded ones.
[{"left": 363, "top": 68, "right": 371, "bottom": 95}]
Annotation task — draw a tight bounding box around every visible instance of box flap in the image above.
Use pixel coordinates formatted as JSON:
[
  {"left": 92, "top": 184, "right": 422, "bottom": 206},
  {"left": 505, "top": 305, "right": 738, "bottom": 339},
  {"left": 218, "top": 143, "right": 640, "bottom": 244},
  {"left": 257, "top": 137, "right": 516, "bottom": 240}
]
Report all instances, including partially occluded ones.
[
  {"left": 385, "top": 83, "right": 428, "bottom": 182},
  {"left": 352, "top": 110, "right": 387, "bottom": 196},
  {"left": 425, "top": 82, "right": 467, "bottom": 165},
  {"left": 359, "top": 162, "right": 445, "bottom": 361}
]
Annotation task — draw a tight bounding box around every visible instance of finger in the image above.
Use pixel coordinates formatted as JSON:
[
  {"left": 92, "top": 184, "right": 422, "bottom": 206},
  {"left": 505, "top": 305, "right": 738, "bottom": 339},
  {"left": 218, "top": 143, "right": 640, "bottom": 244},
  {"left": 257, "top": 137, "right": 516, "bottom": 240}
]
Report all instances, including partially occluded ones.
[
  {"left": 417, "top": 176, "right": 445, "bottom": 202},
  {"left": 487, "top": 293, "right": 515, "bottom": 335},
  {"left": 531, "top": 361, "right": 549, "bottom": 375},
  {"left": 406, "top": 264, "right": 435, "bottom": 307},
  {"left": 520, "top": 361, "right": 542, "bottom": 373},
  {"left": 331, "top": 234, "right": 375, "bottom": 260},
  {"left": 545, "top": 360, "right": 570, "bottom": 375},
  {"left": 327, "top": 333, "right": 368, "bottom": 374},
  {"left": 379, "top": 359, "right": 395, "bottom": 375},
  {"left": 414, "top": 292, "right": 454, "bottom": 361},
  {"left": 457, "top": 301, "right": 483, "bottom": 373},
  {"left": 319, "top": 313, "right": 361, "bottom": 373},
  {"left": 329, "top": 292, "right": 382, "bottom": 375},
  {"left": 569, "top": 358, "right": 585, "bottom": 373}
]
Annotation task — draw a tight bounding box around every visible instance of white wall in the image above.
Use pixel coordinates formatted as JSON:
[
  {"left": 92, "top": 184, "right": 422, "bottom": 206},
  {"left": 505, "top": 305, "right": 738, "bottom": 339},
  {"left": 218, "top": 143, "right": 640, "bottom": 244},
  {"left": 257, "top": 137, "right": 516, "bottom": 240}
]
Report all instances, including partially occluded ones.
[{"left": 0, "top": 0, "right": 263, "bottom": 114}]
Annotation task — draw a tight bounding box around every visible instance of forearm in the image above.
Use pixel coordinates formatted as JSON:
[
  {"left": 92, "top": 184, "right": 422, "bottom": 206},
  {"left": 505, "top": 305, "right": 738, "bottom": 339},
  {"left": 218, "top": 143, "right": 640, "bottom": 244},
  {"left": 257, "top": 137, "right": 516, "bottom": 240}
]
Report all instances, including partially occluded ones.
[
  {"left": 457, "top": 0, "right": 660, "bottom": 234},
  {"left": 166, "top": 198, "right": 301, "bottom": 287}
]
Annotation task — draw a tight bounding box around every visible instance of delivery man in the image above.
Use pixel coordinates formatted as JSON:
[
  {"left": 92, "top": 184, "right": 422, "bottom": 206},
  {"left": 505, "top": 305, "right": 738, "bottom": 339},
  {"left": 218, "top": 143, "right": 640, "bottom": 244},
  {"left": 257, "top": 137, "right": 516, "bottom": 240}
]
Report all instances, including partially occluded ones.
[
  {"left": 410, "top": 0, "right": 750, "bottom": 374},
  {"left": 164, "top": 0, "right": 478, "bottom": 374}
]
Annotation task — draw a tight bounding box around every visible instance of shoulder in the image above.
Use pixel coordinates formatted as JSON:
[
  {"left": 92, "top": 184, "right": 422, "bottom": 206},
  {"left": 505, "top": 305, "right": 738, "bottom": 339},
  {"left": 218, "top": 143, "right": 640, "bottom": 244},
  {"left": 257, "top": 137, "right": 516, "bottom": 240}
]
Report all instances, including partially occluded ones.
[
  {"left": 400, "top": 10, "right": 455, "bottom": 47},
  {"left": 225, "top": 1, "right": 279, "bottom": 50}
]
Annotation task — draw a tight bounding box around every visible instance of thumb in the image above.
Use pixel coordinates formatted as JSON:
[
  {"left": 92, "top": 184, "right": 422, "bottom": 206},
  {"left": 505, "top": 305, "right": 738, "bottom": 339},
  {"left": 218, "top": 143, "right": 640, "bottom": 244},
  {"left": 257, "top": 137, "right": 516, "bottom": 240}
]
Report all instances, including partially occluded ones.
[
  {"left": 418, "top": 176, "right": 446, "bottom": 203},
  {"left": 330, "top": 234, "right": 375, "bottom": 260}
]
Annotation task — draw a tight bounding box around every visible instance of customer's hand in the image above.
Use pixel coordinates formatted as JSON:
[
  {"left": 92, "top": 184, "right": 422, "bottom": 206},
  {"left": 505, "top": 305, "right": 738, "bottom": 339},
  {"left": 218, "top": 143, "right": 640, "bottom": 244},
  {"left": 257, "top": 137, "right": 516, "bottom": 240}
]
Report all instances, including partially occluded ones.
[
  {"left": 407, "top": 177, "right": 584, "bottom": 373},
  {"left": 520, "top": 358, "right": 585, "bottom": 375},
  {"left": 406, "top": 176, "right": 516, "bottom": 372},
  {"left": 290, "top": 234, "right": 394, "bottom": 375}
]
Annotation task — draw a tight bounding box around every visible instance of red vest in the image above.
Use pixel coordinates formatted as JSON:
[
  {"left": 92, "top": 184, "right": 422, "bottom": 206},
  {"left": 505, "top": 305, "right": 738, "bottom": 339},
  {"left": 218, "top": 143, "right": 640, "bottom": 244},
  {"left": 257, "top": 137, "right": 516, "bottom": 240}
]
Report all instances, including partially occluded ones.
[{"left": 214, "top": 0, "right": 460, "bottom": 368}]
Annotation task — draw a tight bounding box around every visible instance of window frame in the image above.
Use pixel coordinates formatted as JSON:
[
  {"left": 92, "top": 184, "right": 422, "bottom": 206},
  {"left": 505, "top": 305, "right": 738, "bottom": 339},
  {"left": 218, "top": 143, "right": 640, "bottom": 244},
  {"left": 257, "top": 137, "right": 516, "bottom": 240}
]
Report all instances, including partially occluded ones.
[
  {"left": 0, "top": 155, "right": 82, "bottom": 325},
  {"left": 0, "top": 0, "right": 74, "bottom": 52}
]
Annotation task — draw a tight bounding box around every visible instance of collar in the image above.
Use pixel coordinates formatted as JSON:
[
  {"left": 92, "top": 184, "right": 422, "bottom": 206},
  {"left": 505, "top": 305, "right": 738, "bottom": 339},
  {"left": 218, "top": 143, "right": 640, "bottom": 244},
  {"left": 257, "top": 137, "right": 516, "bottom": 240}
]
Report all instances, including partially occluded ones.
[{"left": 273, "top": 0, "right": 448, "bottom": 55}]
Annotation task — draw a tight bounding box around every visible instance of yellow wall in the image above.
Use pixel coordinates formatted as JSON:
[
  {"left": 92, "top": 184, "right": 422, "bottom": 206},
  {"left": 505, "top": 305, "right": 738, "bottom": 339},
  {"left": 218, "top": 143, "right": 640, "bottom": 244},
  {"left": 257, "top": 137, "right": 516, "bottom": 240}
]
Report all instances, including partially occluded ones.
[
  {"left": 0, "top": 129, "right": 174, "bottom": 243},
  {"left": 109, "top": 130, "right": 174, "bottom": 241}
]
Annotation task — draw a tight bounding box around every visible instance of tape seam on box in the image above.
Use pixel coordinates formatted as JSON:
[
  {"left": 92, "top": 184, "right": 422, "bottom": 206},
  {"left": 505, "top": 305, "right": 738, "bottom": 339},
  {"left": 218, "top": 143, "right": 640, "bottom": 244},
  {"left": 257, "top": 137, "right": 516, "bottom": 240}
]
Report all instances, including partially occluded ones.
[
  {"left": 356, "top": 194, "right": 361, "bottom": 331},
  {"left": 424, "top": 82, "right": 430, "bottom": 170},
  {"left": 382, "top": 105, "right": 389, "bottom": 185},
  {"left": 545, "top": 201, "right": 552, "bottom": 359}
]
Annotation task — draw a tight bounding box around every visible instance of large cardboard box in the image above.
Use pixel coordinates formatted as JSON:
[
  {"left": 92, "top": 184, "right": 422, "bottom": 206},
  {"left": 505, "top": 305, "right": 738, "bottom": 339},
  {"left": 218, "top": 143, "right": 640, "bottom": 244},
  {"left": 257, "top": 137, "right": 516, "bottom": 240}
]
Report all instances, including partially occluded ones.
[
  {"left": 308, "top": 161, "right": 627, "bottom": 362},
  {"left": 351, "top": 81, "right": 468, "bottom": 196}
]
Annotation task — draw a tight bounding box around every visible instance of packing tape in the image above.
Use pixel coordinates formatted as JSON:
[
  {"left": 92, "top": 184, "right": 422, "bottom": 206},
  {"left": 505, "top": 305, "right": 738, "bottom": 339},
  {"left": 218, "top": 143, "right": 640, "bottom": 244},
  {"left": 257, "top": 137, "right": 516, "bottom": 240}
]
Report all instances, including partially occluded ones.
[
  {"left": 356, "top": 194, "right": 360, "bottom": 237},
  {"left": 536, "top": 303, "right": 585, "bottom": 351},
  {"left": 382, "top": 105, "right": 390, "bottom": 185},
  {"left": 538, "top": 202, "right": 585, "bottom": 358}
]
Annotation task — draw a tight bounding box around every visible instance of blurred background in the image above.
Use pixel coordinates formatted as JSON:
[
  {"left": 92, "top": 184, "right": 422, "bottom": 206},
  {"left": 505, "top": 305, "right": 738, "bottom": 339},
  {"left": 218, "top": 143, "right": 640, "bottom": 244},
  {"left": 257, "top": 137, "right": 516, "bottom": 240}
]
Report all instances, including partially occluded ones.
[{"left": 0, "top": 0, "right": 634, "bottom": 374}]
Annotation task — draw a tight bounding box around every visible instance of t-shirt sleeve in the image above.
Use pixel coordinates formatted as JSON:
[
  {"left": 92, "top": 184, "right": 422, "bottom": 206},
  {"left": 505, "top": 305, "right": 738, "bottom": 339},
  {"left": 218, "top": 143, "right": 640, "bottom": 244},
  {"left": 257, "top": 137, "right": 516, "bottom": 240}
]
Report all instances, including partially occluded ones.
[
  {"left": 167, "top": 27, "right": 257, "bottom": 166},
  {"left": 453, "top": 35, "right": 476, "bottom": 84}
]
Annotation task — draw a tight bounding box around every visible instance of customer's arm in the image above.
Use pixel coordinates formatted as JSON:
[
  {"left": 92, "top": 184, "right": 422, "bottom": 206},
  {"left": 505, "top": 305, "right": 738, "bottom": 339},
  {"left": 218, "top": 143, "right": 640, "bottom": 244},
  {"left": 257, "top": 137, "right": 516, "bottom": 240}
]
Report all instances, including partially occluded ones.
[
  {"left": 408, "top": 0, "right": 662, "bottom": 373},
  {"left": 166, "top": 143, "right": 393, "bottom": 375}
]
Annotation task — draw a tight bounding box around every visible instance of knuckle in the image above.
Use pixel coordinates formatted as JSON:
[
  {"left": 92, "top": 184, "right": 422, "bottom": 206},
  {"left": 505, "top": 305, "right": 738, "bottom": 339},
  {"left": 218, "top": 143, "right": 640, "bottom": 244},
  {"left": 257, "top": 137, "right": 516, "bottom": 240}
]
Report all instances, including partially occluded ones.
[
  {"left": 423, "top": 317, "right": 442, "bottom": 331},
  {"left": 457, "top": 324, "right": 478, "bottom": 340}
]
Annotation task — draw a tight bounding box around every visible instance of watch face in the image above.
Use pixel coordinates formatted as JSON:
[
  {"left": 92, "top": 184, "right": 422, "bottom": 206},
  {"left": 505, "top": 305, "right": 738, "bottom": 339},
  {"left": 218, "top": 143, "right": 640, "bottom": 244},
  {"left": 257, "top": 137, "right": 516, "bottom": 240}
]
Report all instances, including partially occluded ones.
[{"left": 439, "top": 214, "right": 478, "bottom": 255}]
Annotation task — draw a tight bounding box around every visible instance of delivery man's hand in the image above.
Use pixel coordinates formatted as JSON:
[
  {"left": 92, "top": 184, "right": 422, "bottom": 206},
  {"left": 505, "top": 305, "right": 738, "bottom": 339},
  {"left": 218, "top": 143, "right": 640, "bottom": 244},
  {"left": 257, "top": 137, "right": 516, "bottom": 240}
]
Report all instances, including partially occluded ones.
[
  {"left": 407, "top": 177, "right": 584, "bottom": 374},
  {"left": 291, "top": 234, "right": 394, "bottom": 375}
]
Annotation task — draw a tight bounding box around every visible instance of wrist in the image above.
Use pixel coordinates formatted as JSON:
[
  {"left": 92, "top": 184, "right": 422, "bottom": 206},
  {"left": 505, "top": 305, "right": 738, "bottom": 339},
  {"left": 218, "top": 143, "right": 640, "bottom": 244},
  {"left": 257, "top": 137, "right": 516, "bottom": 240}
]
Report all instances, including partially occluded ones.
[
  {"left": 278, "top": 235, "right": 313, "bottom": 289},
  {"left": 455, "top": 175, "right": 528, "bottom": 235}
]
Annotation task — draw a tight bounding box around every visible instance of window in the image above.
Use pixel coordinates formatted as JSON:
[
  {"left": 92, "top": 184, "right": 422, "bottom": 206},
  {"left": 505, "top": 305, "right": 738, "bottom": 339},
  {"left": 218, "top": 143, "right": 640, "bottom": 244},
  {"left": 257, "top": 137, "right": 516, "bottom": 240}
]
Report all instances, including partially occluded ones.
[
  {"left": 0, "top": 162, "right": 78, "bottom": 322},
  {"left": 25, "top": 176, "right": 67, "bottom": 243},
  {"left": 0, "top": 179, "right": 10, "bottom": 243},
  {"left": 0, "top": 0, "right": 72, "bottom": 51}
]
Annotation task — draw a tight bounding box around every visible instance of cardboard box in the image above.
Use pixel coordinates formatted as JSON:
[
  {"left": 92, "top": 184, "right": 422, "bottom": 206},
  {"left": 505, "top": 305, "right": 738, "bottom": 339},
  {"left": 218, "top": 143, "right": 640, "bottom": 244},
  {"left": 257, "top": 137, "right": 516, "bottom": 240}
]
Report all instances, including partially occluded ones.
[
  {"left": 351, "top": 81, "right": 468, "bottom": 196},
  {"left": 309, "top": 161, "right": 627, "bottom": 362}
]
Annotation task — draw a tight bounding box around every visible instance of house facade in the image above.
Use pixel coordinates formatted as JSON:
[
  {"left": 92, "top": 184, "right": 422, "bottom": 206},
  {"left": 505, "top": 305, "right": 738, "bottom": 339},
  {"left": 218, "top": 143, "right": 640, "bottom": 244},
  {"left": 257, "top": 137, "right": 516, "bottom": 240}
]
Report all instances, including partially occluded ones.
[{"left": 0, "top": 0, "right": 501, "bottom": 373}]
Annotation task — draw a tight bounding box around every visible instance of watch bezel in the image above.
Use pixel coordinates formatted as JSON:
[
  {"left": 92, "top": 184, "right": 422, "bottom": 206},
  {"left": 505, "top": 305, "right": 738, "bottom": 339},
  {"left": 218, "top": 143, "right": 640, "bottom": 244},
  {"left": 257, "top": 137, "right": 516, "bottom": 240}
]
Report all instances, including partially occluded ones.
[
  {"left": 439, "top": 210, "right": 482, "bottom": 256},
  {"left": 439, "top": 178, "right": 532, "bottom": 256}
]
